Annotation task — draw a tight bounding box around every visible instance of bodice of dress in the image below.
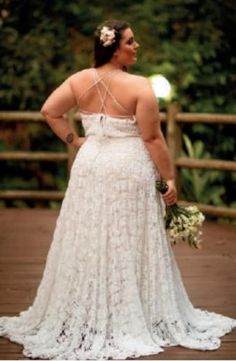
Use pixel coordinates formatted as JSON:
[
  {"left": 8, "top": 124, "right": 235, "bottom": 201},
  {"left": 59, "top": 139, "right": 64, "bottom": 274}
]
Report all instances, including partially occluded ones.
[
  {"left": 78, "top": 68, "right": 140, "bottom": 140},
  {"left": 81, "top": 112, "right": 140, "bottom": 139}
]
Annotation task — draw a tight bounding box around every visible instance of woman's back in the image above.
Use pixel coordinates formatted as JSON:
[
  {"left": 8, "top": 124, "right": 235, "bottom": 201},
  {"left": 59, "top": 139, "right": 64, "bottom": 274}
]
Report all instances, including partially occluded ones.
[{"left": 70, "top": 68, "right": 140, "bottom": 118}]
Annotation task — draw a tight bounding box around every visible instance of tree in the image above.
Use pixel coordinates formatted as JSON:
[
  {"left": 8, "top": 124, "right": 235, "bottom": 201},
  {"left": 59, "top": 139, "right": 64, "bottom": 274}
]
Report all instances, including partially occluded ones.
[
  {"left": 0, "top": 0, "right": 235, "bottom": 209},
  {"left": 1, "top": 0, "right": 235, "bottom": 112}
]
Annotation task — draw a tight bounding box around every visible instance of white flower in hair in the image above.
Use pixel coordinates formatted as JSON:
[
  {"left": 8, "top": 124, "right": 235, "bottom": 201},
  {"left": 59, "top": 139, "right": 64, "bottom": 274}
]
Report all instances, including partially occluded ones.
[{"left": 100, "top": 26, "right": 116, "bottom": 47}]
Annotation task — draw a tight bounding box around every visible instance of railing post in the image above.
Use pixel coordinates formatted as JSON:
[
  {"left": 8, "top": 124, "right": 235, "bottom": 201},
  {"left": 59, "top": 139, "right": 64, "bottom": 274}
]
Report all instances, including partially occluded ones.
[
  {"left": 166, "top": 103, "right": 182, "bottom": 195},
  {"left": 67, "top": 109, "right": 78, "bottom": 178}
]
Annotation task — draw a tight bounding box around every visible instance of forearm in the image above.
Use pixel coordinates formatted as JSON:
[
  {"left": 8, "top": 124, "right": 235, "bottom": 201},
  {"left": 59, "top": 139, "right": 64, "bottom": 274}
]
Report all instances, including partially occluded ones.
[
  {"left": 41, "top": 111, "right": 85, "bottom": 147},
  {"left": 144, "top": 135, "right": 174, "bottom": 181}
]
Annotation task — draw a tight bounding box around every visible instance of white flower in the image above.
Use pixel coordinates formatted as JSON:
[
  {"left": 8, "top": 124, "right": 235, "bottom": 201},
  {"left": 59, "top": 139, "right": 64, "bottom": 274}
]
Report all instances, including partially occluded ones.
[
  {"left": 100, "top": 26, "right": 116, "bottom": 47},
  {"left": 165, "top": 205, "right": 204, "bottom": 248},
  {"left": 156, "top": 179, "right": 205, "bottom": 249}
]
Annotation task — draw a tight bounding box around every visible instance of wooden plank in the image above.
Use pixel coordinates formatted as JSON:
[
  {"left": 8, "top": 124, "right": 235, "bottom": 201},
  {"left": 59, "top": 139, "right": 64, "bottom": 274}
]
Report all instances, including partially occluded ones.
[
  {"left": 176, "top": 157, "right": 236, "bottom": 171},
  {"left": 166, "top": 104, "right": 182, "bottom": 191},
  {"left": 176, "top": 112, "right": 236, "bottom": 124},
  {"left": 0, "top": 151, "right": 68, "bottom": 161},
  {"left": 2, "top": 110, "right": 236, "bottom": 124},
  {"left": 0, "top": 190, "right": 64, "bottom": 200},
  {"left": 178, "top": 200, "right": 236, "bottom": 219},
  {"left": 0, "top": 210, "right": 235, "bottom": 360},
  {"left": 0, "top": 111, "right": 44, "bottom": 122}
]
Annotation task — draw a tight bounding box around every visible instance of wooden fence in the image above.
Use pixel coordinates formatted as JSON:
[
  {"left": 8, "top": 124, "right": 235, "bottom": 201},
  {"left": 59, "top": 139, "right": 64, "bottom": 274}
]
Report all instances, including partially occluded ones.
[{"left": 0, "top": 106, "right": 236, "bottom": 218}]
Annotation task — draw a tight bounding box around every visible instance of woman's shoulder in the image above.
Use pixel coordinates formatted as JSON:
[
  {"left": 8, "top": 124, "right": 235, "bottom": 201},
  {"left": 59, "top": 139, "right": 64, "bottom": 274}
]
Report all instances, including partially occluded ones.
[
  {"left": 69, "top": 69, "right": 148, "bottom": 83},
  {"left": 68, "top": 68, "right": 94, "bottom": 82},
  {"left": 68, "top": 69, "right": 151, "bottom": 96},
  {"left": 121, "top": 73, "right": 152, "bottom": 98},
  {"left": 122, "top": 72, "right": 150, "bottom": 87}
]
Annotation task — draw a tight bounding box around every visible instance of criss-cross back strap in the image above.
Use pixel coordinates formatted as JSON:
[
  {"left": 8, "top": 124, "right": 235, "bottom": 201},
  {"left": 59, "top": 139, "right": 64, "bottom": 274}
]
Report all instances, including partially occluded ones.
[
  {"left": 94, "top": 70, "right": 113, "bottom": 115},
  {"left": 94, "top": 70, "right": 131, "bottom": 116},
  {"left": 77, "top": 69, "right": 115, "bottom": 103},
  {"left": 78, "top": 69, "right": 132, "bottom": 116}
]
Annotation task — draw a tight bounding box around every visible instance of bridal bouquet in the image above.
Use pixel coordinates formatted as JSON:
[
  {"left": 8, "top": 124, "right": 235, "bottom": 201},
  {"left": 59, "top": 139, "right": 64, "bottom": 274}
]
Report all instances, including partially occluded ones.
[{"left": 156, "top": 179, "right": 205, "bottom": 248}]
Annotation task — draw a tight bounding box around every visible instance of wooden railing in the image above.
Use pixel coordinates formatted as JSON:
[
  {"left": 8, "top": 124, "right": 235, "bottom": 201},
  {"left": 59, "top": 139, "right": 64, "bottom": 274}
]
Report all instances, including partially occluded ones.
[
  {"left": 0, "top": 107, "right": 236, "bottom": 218},
  {"left": 166, "top": 105, "right": 236, "bottom": 218}
]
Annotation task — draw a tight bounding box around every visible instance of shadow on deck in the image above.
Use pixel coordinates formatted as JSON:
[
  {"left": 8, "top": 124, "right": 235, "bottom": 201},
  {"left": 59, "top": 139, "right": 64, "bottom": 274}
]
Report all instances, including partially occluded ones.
[{"left": 0, "top": 209, "right": 235, "bottom": 360}]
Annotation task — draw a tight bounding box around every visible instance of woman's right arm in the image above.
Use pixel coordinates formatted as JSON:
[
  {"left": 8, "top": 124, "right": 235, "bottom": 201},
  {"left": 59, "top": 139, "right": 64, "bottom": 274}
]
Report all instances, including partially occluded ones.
[
  {"left": 135, "top": 77, "right": 177, "bottom": 205},
  {"left": 41, "top": 75, "right": 85, "bottom": 148}
]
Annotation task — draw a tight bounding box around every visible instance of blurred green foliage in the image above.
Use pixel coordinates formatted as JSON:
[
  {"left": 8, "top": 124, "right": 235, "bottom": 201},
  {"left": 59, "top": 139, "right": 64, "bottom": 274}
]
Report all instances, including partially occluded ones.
[
  {"left": 181, "top": 134, "right": 225, "bottom": 205},
  {"left": 180, "top": 133, "right": 236, "bottom": 211},
  {"left": 1, "top": 0, "right": 235, "bottom": 112},
  {"left": 0, "top": 0, "right": 235, "bottom": 210}
]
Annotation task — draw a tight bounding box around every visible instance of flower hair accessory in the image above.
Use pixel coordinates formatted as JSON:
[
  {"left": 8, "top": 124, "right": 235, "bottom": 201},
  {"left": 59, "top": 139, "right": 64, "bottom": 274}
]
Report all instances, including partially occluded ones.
[{"left": 100, "top": 26, "right": 116, "bottom": 47}]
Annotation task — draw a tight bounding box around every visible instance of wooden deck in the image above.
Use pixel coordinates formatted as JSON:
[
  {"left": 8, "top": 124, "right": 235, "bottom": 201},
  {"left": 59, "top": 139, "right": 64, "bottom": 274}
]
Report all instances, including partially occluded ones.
[{"left": 0, "top": 209, "right": 235, "bottom": 360}]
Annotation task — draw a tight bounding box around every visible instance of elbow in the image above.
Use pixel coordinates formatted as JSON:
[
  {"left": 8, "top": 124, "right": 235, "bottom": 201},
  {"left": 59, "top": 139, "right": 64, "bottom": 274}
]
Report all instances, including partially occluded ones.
[
  {"left": 143, "top": 135, "right": 166, "bottom": 152},
  {"left": 40, "top": 105, "right": 49, "bottom": 119},
  {"left": 143, "top": 129, "right": 165, "bottom": 146},
  {"left": 143, "top": 135, "right": 160, "bottom": 146},
  {"left": 40, "top": 106, "right": 55, "bottom": 125}
]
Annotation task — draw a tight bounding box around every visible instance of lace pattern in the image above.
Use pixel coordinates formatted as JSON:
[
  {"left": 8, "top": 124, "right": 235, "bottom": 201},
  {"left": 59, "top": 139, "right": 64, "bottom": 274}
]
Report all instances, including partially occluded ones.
[{"left": 0, "top": 114, "right": 235, "bottom": 359}]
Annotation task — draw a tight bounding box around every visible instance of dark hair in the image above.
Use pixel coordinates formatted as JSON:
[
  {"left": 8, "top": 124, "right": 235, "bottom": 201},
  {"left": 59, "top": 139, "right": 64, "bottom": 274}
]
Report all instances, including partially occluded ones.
[{"left": 94, "top": 19, "right": 130, "bottom": 68}]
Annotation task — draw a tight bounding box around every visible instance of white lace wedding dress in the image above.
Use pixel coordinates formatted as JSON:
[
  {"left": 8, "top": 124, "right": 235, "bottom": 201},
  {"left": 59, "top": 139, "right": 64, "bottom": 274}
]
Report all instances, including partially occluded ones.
[{"left": 0, "top": 72, "right": 236, "bottom": 360}]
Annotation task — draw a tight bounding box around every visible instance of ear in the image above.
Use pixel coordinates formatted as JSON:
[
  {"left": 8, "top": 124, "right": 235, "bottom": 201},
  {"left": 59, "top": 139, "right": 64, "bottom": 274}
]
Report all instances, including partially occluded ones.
[{"left": 113, "top": 48, "right": 119, "bottom": 57}]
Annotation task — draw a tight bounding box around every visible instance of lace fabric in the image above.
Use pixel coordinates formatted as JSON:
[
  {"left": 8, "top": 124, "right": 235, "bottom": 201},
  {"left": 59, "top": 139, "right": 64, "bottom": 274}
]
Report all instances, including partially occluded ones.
[{"left": 0, "top": 114, "right": 235, "bottom": 360}]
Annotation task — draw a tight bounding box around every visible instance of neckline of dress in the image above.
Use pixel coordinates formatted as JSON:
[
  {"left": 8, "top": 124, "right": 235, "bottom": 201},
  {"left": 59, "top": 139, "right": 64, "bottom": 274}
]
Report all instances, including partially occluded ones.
[{"left": 80, "top": 110, "right": 136, "bottom": 123}]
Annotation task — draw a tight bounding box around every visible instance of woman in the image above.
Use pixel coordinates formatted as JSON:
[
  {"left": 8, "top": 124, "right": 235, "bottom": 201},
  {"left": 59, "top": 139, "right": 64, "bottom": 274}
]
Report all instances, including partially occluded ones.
[{"left": 0, "top": 19, "right": 235, "bottom": 360}]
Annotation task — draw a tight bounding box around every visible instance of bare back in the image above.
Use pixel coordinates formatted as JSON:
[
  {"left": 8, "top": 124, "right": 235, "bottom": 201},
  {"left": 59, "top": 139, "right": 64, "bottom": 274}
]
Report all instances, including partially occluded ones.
[{"left": 70, "top": 68, "right": 139, "bottom": 118}]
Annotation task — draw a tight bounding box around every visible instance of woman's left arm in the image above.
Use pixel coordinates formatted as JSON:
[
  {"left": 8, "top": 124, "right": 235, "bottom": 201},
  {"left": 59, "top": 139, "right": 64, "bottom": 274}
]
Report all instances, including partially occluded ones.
[{"left": 41, "top": 76, "right": 85, "bottom": 148}]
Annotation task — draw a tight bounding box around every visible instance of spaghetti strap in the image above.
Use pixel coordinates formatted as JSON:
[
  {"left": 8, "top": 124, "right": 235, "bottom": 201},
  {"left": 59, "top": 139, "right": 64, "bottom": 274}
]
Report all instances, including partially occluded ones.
[
  {"left": 93, "top": 69, "right": 132, "bottom": 116},
  {"left": 77, "top": 69, "right": 117, "bottom": 103},
  {"left": 78, "top": 68, "right": 133, "bottom": 117},
  {"left": 93, "top": 69, "right": 113, "bottom": 115}
]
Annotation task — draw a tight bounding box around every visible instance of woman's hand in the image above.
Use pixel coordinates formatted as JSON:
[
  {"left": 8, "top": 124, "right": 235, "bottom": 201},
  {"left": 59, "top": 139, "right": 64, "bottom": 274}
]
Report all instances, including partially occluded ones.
[{"left": 161, "top": 179, "right": 177, "bottom": 206}]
